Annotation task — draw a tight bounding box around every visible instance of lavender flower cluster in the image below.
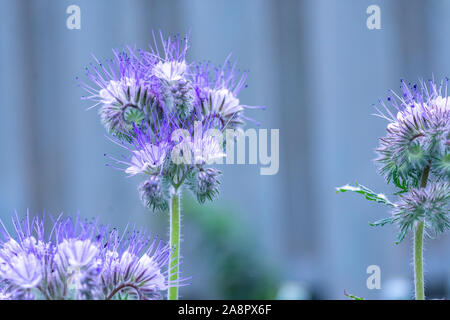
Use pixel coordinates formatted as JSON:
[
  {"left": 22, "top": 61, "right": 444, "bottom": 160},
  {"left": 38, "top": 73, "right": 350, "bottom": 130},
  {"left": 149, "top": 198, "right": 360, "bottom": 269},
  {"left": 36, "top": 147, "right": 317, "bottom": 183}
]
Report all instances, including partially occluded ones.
[
  {"left": 80, "top": 32, "right": 261, "bottom": 210},
  {"left": 0, "top": 213, "right": 172, "bottom": 300},
  {"left": 338, "top": 79, "right": 449, "bottom": 243},
  {"left": 376, "top": 79, "right": 449, "bottom": 186},
  {"left": 373, "top": 79, "right": 450, "bottom": 241}
]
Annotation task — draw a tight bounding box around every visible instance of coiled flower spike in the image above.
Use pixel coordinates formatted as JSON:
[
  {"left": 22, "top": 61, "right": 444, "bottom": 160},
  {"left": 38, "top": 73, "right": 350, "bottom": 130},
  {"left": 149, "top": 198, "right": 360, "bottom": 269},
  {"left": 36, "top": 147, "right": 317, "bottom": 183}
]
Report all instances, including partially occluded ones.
[
  {"left": 375, "top": 78, "right": 450, "bottom": 188},
  {"left": 191, "top": 55, "right": 264, "bottom": 129},
  {"left": 0, "top": 212, "right": 180, "bottom": 300}
]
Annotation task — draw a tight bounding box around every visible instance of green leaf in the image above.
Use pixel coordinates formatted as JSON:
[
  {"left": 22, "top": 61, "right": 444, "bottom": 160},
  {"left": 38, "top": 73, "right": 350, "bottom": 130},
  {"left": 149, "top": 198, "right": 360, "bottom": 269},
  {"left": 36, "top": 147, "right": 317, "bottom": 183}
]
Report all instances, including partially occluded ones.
[
  {"left": 395, "top": 225, "right": 409, "bottom": 245},
  {"left": 336, "top": 183, "right": 395, "bottom": 207},
  {"left": 369, "top": 217, "right": 394, "bottom": 227},
  {"left": 344, "top": 290, "right": 364, "bottom": 300}
]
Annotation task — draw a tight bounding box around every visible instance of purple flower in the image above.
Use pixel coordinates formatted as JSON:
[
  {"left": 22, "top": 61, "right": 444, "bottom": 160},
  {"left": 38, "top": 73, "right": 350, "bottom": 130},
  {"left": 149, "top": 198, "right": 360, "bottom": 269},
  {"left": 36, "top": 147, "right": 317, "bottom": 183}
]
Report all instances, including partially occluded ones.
[
  {"left": 138, "top": 175, "right": 169, "bottom": 212},
  {"left": 55, "top": 239, "right": 100, "bottom": 269},
  {"left": 192, "top": 56, "right": 263, "bottom": 128},
  {"left": 0, "top": 212, "right": 177, "bottom": 300},
  {"left": 187, "top": 168, "right": 222, "bottom": 203},
  {"left": 145, "top": 31, "right": 189, "bottom": 76},
  {"left": 101, "top": 227, "right": 173, "bottom": 300},
  {"left": 390, "top": 182, "right": 450, "bottom": 242},
  {"left": 0, "top": 251, "right": 43, "bottom": 289},
  {"left": 126, "top": 143, "right": 168, "bottom": 175},
  {"left": 191, "top": 134, "right": 226, "bottom": 165},
  {"left": 80, "top": 48, "right": 151, "bottom": 135},
  {"left": 153, "top": 60, "right": 188, "bottom": 82},
  {"left": 107, "top": 122, "right": 172, "bottom": 176},
  {"left": 81, "top": 31, "right": 263, "bottom": 208},
  {"left": 375, "top": 79, "right": 450, "bottom": 186},
  {"left": 380, "top": 80, "right": 450, "bottom": 132}
]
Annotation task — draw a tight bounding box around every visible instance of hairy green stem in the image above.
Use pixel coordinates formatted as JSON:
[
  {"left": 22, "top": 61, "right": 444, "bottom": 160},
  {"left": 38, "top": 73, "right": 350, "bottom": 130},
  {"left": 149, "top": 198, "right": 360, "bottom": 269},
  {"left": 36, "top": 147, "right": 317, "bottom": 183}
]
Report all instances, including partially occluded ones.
[
  {"left": 414, "top": 165, "right": 429, "bottom": 300},
  {"left": 414, "top": 221, "right": 425, "bottom": 300},
  {"left": 168, "top": 191, "right": 180, "bottom": 300}
]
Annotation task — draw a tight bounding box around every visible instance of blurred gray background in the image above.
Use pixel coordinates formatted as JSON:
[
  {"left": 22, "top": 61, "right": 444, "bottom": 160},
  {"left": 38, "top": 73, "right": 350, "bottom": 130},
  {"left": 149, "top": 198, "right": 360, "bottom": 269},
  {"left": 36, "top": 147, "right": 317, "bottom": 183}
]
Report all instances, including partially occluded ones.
[{"left": 0, "top": 0, "right": 449, "bottom": 299}]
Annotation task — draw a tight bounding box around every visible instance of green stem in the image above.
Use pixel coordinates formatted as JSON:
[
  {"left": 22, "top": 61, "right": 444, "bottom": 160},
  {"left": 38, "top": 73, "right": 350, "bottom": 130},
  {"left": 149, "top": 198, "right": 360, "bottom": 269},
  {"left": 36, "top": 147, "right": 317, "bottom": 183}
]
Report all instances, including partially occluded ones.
[
  {"left": 414, "top": 221, "right": 425, "bottom": 300},
  {"left": 414, "top": 165, "right": 429, "bottom": 300},
  {"left": 168, "top": 191, "right": 180, "bottom": 300}
]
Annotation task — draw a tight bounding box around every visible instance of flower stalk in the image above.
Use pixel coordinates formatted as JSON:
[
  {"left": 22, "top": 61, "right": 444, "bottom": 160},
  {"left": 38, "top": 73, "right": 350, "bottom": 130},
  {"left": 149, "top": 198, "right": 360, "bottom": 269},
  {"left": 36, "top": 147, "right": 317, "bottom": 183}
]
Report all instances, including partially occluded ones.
[
  {"left": 168, "top": 190, "right": 180, "bottom": 300},
  {"left": 413, "top": 220, "right": 425, "bottom": 300},
  {"left": 414, "top": 165, "right": 430, "bottom": 300}
]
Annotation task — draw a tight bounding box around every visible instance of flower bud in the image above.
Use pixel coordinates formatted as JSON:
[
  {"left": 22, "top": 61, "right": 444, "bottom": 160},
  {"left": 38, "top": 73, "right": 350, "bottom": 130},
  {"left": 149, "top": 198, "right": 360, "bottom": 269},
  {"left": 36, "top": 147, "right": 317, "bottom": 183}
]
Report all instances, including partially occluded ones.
[
  {"left": 433, "top": 153, "right": 450, "bottom": 180},
  {"left": 138, "top": 175, "right": 169, "bottom": 211},
  {"left": 162, "top": 78, "right": 194, "bottom": 118},
  {"left": 391, "top": 182, "right": 450, "bottom": 242},
  {"left": 188, "top": 168, "right": 221, "bottom": 203}
]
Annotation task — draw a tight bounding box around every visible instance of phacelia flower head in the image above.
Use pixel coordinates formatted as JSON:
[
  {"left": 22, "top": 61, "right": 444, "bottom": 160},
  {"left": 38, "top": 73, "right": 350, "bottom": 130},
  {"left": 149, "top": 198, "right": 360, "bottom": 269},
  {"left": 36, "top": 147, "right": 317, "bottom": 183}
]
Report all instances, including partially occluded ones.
[
  {"left": 390, "top": 182, "right": 450, "bottom": 242},
  {"left": 0, "top": 212, "right": 178, "bottom": 300},
  {"left": 153, "top": 60, "right": 188, "bottom": 83},
  {"left": 148, "top": 32, "right": 188, "bottom": 79},
  {"left": 144, "top": 32, "right": 194, "bottom": 117},
  {"left": 107, "top": 122, "right": 172, "bottom": 177},
  {"left": 191, "top": 134, "right": 226, "bottom": 165},
  {"left": 187, "top": 167, "right": 222, "bottom": 204},
  {"left": 138, "top": 175, "right": 170, "bottom": 212},
  {"left": 126, "top": 143, "right": 168, "bottom": 176},
  {"left": 375, "top": 78, "right": 450, "bottom": 188},
  {"left": 0, "top": 251, "right": 43, "bottom": 290},
  {"left": 55, "top": 238, "right": 100, "bottom": 269},
  {"left": 82, "top": 31, "right": 263, "bottom": 209},
  {"left": 81, "top": 48, "right": 152, "bottom": 137},
  {"left": 192, "top": 56, "right": 264, "bottom": 129},
  {"left": 101, "top": 227, "right": 174, "bottom": 300},
  {"left": 146, "top": 31, "right": 189, "bottom": 75}
]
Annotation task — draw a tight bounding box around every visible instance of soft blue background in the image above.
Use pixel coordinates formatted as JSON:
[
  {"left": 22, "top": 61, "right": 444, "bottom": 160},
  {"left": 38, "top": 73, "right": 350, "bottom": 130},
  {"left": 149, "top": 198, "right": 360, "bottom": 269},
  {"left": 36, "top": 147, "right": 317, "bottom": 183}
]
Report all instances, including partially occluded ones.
[{"left": 0, "top": 0, "right": 449, "bottom": 299}]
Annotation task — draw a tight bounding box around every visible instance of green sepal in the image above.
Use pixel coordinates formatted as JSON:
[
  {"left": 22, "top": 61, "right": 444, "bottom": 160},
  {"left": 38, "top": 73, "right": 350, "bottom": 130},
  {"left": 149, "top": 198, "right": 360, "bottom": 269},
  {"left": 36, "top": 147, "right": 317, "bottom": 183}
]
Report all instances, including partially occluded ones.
[{"left": 124, "top": 107, "right": 144, "bottom": 124}]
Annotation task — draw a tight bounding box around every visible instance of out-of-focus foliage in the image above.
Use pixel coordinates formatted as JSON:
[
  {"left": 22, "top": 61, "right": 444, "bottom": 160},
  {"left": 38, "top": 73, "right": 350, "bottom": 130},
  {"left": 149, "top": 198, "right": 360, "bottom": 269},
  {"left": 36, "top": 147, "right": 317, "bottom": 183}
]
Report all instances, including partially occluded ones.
[{"left": 183, "top": 198, "right": 279, "bottom": 299}]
